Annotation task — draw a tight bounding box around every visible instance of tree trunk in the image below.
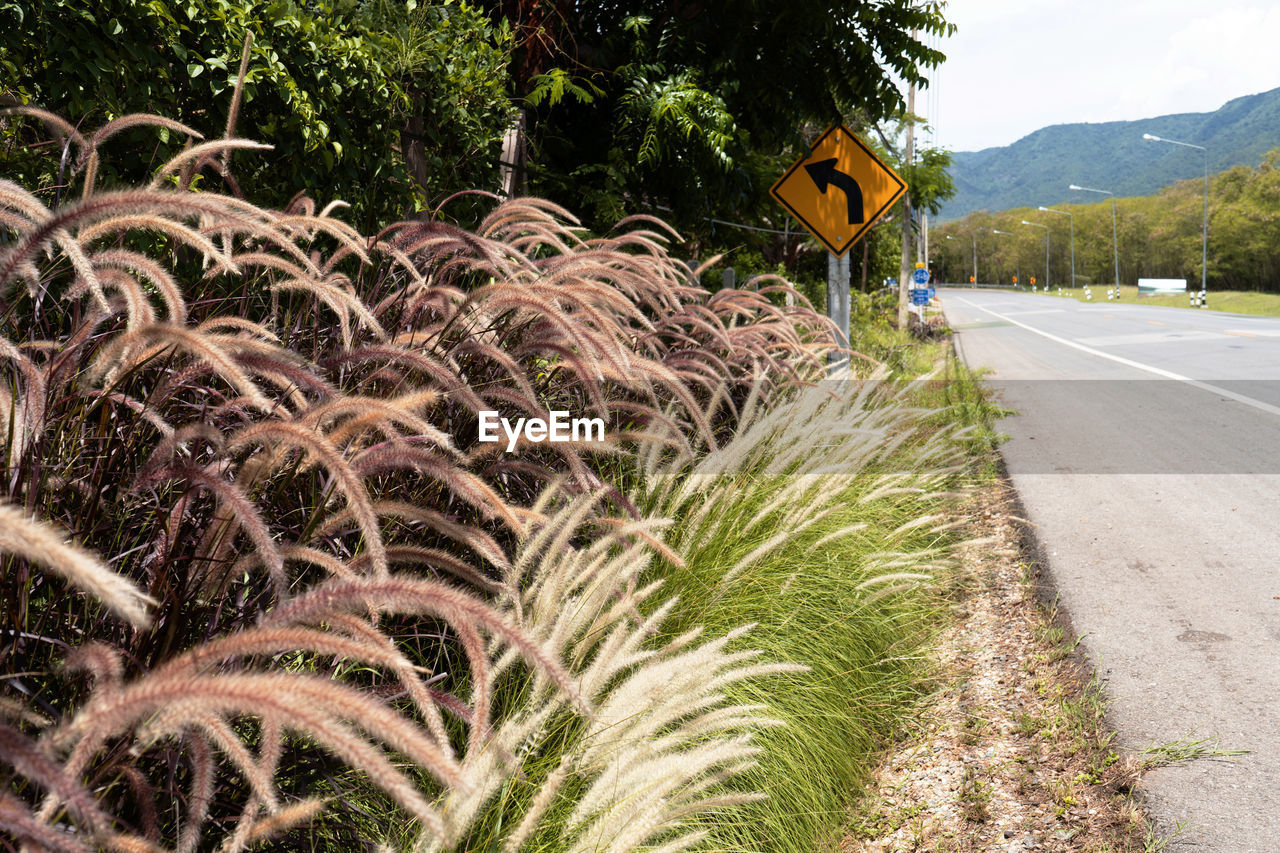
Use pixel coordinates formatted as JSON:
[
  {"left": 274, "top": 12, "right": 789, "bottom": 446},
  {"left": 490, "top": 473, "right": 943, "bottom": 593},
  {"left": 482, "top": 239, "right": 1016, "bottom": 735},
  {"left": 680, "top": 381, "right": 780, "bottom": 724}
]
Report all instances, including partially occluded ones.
[
  {"left": 400, "top": 95, "right": 430, "bottom": 211},
  {"left": 499, "top": 107, "right": 528, "bottom": 198}
]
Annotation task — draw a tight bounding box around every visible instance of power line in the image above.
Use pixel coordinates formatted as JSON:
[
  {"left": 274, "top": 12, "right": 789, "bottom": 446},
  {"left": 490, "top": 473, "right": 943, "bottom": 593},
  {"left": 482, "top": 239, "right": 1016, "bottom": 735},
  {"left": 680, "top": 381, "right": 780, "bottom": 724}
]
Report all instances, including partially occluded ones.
[{"left": 649, "top": 204, "right": 795, "bottom": 236}]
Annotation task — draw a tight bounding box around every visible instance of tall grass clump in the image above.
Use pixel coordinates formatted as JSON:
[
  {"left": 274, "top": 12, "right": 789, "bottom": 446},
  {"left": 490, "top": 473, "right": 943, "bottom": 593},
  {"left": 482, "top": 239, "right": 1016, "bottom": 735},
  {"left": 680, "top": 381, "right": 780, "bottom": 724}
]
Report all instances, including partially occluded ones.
[
  {"left": 2, "top": 92, "right": 922, "bottom": 852},
  {"left": 630, "top": 373, "right": 984, "bottom": 851}
]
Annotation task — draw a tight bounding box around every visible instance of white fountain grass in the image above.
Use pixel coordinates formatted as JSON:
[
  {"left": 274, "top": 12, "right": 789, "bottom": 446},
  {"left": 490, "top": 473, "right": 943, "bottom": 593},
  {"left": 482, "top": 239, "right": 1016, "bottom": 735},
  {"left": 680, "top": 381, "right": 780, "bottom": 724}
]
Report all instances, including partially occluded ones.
[
  {"left": 630, "top": 366, "right": 984, "bottom": 851},
  {"left": 415, "top": 486, "right": 802, "bottom": 853},
  {"left": 411, "top": 365, "right": 984, "bottom": 852}
]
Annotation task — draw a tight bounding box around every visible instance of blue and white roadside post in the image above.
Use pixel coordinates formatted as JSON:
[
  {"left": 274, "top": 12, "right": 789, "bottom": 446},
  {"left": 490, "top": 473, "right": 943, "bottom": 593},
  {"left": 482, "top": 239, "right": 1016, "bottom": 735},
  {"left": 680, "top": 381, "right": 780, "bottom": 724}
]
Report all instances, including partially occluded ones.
[{"left": 910, "top": 265, "right": 931, "bottom": 325}]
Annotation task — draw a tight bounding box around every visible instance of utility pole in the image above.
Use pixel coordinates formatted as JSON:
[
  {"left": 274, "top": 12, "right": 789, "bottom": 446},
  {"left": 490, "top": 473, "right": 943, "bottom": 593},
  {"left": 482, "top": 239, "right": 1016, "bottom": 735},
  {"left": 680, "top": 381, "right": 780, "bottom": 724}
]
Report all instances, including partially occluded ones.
[{"left": 897, "top": 76, "right": 916, "bottom": 328}]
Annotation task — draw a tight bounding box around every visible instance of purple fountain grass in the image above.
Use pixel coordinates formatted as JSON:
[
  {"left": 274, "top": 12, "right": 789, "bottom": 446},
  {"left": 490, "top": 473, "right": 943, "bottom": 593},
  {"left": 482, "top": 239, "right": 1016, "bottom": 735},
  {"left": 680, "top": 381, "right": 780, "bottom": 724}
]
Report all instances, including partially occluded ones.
[
  {"left": 2, "top": 103, "right": 841, "bottom": 850},
  {"left": 0, "top": 501, "right": 155, "bottom": 628}
]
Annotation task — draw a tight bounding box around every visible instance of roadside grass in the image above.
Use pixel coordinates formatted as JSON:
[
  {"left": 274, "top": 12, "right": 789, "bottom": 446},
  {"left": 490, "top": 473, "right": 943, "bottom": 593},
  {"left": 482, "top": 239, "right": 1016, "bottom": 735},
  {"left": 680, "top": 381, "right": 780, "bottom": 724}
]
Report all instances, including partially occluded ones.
[
  {"left": 614, "top": 325, "right": 1009, "bottom": 851},
  {"left": 644, "top": 429, "right": 969, "bottom": 851},
  {"left": 1026, "top": 284, "right": 1280, "bottom": 316},
  {"left": 304, "top": 350, "right": 1007, "bottom": 852},
  {"left": 0, "top": 87, "right": 1025, "bottom": 850},
  {"left": 1140, "top": 737, "right": 1249, "bottom": 767}
]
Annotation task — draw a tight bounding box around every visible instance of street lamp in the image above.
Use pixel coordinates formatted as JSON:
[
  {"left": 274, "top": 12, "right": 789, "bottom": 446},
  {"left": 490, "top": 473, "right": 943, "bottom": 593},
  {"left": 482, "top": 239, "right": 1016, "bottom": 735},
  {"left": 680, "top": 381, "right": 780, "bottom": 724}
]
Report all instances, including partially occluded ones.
[
  {"left": 970, "top": 232, "right": 978, "bottom": 284},
  {"left": 945, "top": 232, "right": 978, "bottom": 285},
  {"left": 1069, "top": 184, "right": 1120, "bottom": 297},
  {"left": 1143, "top": 133, "right": 1208, "bottom": 305},
  {"left": 1038, "top": 205, "right": 1075, "bottom": 292},
  {"left": 992, "top": 229, "right": 1016, "bottom": 286},
  {"left": 1021, "top": 220, "right": 1050, "bottom": 290}
]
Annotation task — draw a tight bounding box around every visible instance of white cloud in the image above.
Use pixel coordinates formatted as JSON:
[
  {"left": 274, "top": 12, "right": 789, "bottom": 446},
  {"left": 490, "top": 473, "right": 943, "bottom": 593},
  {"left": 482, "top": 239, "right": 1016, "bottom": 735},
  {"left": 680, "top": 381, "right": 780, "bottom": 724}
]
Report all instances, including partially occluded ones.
[{"left": 932, "top": 0, "right": 1280, "bottom": 151}]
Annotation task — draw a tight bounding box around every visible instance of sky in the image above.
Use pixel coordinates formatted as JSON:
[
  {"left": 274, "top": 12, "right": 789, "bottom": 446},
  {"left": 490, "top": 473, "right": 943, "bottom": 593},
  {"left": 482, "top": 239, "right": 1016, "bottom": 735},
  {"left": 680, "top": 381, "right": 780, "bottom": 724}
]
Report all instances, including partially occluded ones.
[{"left": 925, "top": 0, "right": 1280, "bottom": 153}]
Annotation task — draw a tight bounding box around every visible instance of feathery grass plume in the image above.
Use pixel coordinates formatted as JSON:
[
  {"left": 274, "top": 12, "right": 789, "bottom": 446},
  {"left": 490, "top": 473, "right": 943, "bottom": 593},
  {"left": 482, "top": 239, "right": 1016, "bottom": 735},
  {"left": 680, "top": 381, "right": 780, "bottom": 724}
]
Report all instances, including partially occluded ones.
[
  {"left": 413, "top": 488, "right": 793, "bottom": 853},
  {"left": 0, "top": 500, "right": 154, "bottom": 627},
  {"left": 224, "top": 796, "right": 327, "bottom": 853},
  {"left": 624, "top": 369, "right": 981, "bottom": 851},
  {"left": 3, "top": 104, "right": 855, "bottom": 852},
  {"left": 55, "top": 671, "right": 462, "bottom": 839},
  {"left": 0, "top": 791, "right": 93, "bottom": 853},
  {"left": 149, "top": 138, "right": 274, "bottom": 189},
  {"left": 80, "top": 113, "right": 203, "bottom": 198},
  {"left": 0, "top": 336, "right": 47, "bottom": 457},
  {"left": 342, "top": 500, "right": 511, "bottom": 575},
  {"left": 25, "top": 567, "right": 591, "bottom": 847},
  {"left": 88, "top": 322, "right": 278, "bottom": 413},
  {"left": 137, "top": 461, "right": 288, "bottom": 598},
  {"left": 371, "top": 196, "right": 838, "bottom": 463},
  {"left": 0, "top": 721, "right": 109, "bottom": 833},
  {"left": 228, "top": 419, "right": 388, "bottom": 575}
]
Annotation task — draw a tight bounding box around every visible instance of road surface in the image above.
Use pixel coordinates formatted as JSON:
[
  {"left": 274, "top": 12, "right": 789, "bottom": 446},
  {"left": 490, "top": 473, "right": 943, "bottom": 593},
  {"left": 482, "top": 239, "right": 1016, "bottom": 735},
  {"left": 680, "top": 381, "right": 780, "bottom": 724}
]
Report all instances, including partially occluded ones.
[{"left": 940, "top": 288, "right": 1280, "bottom": 850}]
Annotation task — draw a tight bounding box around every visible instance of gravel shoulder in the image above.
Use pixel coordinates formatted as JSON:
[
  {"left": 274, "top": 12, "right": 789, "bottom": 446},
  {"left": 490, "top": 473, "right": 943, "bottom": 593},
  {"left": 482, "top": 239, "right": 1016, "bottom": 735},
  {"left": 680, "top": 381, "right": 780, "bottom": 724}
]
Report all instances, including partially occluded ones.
[{"left": 840, "top": 476, "right": 1166, "bottom": 853}]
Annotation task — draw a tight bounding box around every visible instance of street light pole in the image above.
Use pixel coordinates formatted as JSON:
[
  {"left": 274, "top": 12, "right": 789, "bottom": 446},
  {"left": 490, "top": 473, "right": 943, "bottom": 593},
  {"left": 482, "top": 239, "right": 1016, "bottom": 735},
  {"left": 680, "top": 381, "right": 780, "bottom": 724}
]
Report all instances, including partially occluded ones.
[
  {"left": 992, "top": 228, "right": 1015, "bottom": 285},
  {"left": 1038, "top": 205, "right": 1075, "bottom": 293},
  {"left": 1069, "top": 184, "right": 1120, "bottom": 297},
  {"left": 972, "top": 232, "right": 978, "bottom": 285},
  {"left": 1021, "top": 220, "right": 1049, "bottom": 290},
  {"left": 1143, "top": 133, "right": 1209, "bottom": 306}
]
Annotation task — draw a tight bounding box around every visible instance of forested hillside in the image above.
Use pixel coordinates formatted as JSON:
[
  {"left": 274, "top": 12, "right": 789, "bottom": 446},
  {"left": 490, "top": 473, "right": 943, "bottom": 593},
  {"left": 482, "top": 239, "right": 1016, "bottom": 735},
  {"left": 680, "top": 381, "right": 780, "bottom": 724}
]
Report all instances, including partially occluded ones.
[
  {"left": 936, "top": 148, "right": 1280, "bottom": 292},
  {"left": 943, "top": 87, "right": 1280, "bottom": 220}
]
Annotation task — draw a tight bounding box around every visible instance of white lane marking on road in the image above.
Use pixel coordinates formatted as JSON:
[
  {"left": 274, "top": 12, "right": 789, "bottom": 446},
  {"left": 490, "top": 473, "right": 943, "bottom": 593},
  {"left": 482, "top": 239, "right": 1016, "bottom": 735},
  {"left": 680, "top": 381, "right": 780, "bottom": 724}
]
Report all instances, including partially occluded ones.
[{"left": 954, "top": 295, "right": 1280, "bottom": 419}]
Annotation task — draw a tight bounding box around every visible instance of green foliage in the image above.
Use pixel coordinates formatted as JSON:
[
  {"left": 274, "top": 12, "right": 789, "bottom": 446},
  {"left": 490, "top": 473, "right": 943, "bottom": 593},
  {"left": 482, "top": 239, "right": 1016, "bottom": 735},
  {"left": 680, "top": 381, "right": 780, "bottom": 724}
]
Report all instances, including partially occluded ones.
[
  {"left": 0, "top": 0, "right": 512, "bottom": 227},
  {"left": 906, "top": 146, "right": 956, "bottom": 216},
  {"left": 513, "top": 0, "right": 952, "bottom": 237},
  {"left": 619, "top": 68, "right": 736, "bottom": 169},
  {"left": 524, "top": 68, "right": 599, "bottom": 109}
]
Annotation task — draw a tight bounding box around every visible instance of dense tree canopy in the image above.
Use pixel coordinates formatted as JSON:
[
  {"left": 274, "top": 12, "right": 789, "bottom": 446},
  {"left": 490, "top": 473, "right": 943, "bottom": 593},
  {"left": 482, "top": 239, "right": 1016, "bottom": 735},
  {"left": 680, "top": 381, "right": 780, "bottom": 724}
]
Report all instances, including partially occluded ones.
[
  {"left": 0, "top": 0, "right": 512, "bottom": 227},
  {"left": 496, "top": 0, "right": 952, "bottom": 234},
  {"left": 1, "top": 0, "right": 954, "bottom": 255}
]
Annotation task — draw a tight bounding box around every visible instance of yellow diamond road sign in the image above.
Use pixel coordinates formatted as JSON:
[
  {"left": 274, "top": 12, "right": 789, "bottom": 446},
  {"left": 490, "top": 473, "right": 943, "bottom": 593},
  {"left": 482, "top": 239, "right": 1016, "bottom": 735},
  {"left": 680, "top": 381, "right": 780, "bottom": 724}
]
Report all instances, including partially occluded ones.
[{"left": 770, "top": 123, "right": 907, "bottom": 257}]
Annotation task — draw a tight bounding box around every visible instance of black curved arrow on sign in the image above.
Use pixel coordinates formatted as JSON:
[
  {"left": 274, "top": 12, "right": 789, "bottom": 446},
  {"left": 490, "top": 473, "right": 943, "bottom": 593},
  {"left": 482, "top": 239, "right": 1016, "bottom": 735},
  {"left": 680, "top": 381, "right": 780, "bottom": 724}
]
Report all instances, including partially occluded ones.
[{"left": 804, "top": 158, "right": 863, "bottom": 224}]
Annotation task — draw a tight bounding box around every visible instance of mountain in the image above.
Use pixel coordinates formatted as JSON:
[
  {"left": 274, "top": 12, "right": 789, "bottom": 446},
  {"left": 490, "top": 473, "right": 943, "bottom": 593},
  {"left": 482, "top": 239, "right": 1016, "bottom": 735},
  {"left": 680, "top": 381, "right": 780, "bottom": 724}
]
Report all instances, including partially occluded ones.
[{"left": 940, "top": 88, "right": 1280, "bottom": 220}]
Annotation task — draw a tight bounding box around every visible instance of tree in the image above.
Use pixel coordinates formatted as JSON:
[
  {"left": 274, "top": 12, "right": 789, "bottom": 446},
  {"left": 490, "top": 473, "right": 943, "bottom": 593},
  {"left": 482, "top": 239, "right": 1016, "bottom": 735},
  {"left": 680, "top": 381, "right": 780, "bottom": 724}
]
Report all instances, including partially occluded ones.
[
  {"left": 0, "top": 0, "right": 512, "bottom": 228},
  {"left": 484, "top": 0, "right": 953, "bottom": 236}
]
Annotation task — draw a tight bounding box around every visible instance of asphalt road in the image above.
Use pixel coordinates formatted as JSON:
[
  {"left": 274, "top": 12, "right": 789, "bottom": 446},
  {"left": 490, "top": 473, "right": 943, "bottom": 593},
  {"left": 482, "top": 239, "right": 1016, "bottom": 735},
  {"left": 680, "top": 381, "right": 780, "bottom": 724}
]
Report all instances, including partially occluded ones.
[{"left": 939, "top": 288, "right": 1280, "bottom": 850}]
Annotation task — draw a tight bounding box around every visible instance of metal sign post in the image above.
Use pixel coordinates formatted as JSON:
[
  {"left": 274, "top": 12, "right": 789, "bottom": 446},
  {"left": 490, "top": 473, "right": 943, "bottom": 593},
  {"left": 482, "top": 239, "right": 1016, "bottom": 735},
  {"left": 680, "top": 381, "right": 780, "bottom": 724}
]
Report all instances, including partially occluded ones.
[{"left": 827, "top": 252, "right": 851, "bottom": 367}]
